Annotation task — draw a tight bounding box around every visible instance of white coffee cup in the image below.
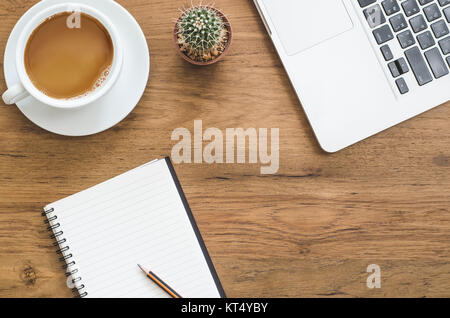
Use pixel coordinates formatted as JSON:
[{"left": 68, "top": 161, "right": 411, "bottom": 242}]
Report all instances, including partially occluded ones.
[{"left": 2, "top": 3, "right": 123, "bottom": 109}]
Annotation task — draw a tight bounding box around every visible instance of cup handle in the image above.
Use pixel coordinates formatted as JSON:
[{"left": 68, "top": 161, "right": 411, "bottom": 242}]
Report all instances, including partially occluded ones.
[{"left": 2, "top": 83, "right": 29, "bottom": 105}]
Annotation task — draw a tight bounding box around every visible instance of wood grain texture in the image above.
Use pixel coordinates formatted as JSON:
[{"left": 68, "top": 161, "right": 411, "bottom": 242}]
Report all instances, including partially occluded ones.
[{"left": 0, "top": 0, "right": 449, "bottom": 298}]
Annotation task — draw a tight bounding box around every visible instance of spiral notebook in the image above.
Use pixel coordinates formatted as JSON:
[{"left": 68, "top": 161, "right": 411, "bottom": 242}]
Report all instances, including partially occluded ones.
[{"left": 43, "top": 157, "right": 224, "bottom": 298}]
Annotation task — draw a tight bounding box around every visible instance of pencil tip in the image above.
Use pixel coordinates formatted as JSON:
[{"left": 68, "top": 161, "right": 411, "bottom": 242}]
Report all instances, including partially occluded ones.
[{"left": 138, "top": 264, "right": 146, "bottom": 273}]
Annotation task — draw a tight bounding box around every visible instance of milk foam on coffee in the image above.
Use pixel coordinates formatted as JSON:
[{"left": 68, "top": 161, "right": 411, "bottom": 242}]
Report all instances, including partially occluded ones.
[{"left": 24, "top": 12, "right": 114, "bottom": 99}]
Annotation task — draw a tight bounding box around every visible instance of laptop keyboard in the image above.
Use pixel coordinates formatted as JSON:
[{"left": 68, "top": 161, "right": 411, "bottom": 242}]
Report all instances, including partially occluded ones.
[{"left": 358, "top": 0, "right": 450, "bottom": 94}]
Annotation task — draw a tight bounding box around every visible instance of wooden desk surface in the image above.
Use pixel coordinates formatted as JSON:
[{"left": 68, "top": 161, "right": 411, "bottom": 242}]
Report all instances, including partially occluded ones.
[{"left": 0, "top": 0, "right": 449, "bottom": 298}]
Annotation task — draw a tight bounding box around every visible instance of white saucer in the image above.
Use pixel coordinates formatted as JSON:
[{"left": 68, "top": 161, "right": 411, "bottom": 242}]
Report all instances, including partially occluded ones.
[{"left": 3, "top": 0, "right": 150, "bottom": 136}]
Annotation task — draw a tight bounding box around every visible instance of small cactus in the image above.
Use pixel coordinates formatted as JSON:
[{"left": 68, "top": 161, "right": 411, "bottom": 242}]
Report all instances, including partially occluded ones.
[{"left": 176, "top": 5, "right": 230, "bottom": 63}]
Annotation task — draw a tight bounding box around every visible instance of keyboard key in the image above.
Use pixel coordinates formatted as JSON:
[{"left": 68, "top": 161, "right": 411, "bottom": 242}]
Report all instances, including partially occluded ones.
[
  {"left": 431, "top": 20, "right": 449, "bottom": 38},
  {"left": 388, "top": 58, "right": 410, "bottom": 77},
  {"left": 382, "top": 0, "right": 400, "bottom": 16},
  {"left": 423, "top": 3, "right": 442, "bottom": 22},
  {"left": 444, "top": 7, "right": 450, "bottom": 23},
  {"left": 388, "top": 61, "right": 401, "bottom": 77},
  {"left": 410, "top": 15, "right": 428, "bottom": 33},
  {"left": 402, "top": 0, "right": 420, "bottom": 17},
  {"left": 447, "top": 56, "right": 450, "bottom": 66},
  {"left": 395, "top": 78, "right": 409, "bottom": 94},
  {"left": 418, "top": 0, "right": 434, "bottom": 5},
  {"left": 390, "top": 13, "right": 408, "bottom": 32},
  {"left": 439, "top": 36, "right": 450, "bottom": 54},
  {"left": 424, "top": 47, "right": 449, "bottom": 78},
  {"left": 381, "top": 44, "right": 394, "bottom": 60},
  {"left": 397, "top": 57, "right": 410, "bottom": 74},
  {"left": 417, "top": 31, "right": 436, "bottom": 49},
  {"left": 364, "top": 4, "right": 387, "bottom": 28},
  {"left": 398, "top": 30, "right": 416, "bottom": 48},
  {"left": 405, "top": 46, "right": 433, "bottom": 85},
  {"left": 358, "top": 0, "right": 377, "bottom": 7},
  {"left": 373, "top": 24, "right": 394, "bottom": 44},
  {"left": 438, "top": 0, "right": 450, "bottom": 6}
]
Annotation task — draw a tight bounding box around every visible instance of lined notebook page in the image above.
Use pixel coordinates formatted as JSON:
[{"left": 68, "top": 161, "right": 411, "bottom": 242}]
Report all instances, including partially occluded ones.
[{"left": 45, "top": 159, "right": 221, "bottom": 298}]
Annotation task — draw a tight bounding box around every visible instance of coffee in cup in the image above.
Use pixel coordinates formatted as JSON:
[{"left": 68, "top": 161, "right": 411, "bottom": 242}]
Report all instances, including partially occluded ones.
[
  {"left": 24, "top": 12, "right": 114, "bottom": 99},
  {"left": 2, "top": 3, "right": 123, "bottom": 109}
]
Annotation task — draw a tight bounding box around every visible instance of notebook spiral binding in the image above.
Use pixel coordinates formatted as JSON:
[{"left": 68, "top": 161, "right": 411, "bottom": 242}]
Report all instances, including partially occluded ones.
[{"left": 42, "top": 207, "right": 88, "bottom": 298}]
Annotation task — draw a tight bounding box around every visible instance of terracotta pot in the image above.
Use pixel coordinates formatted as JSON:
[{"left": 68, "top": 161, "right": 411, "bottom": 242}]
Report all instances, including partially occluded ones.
[{"left": 173, "top": 7, "right": 233, "bottom": 66}]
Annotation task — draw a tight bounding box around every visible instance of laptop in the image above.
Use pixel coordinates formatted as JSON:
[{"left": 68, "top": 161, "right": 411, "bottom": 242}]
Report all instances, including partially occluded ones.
[{"left": 254, "top": 0, "right": 450, "bottom": 152}]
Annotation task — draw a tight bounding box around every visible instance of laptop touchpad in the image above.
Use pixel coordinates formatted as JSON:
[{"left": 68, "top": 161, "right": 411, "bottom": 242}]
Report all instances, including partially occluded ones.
[{"left": 262, "top": 0, "right": 354, "bottom": 56}]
